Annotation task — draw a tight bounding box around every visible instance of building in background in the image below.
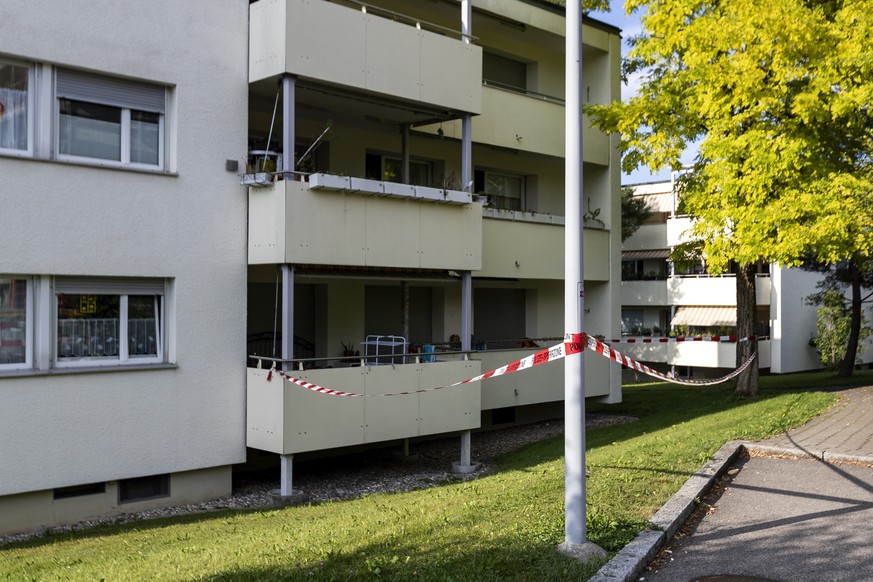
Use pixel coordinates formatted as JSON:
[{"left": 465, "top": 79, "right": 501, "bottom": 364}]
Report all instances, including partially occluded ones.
[
  {"left": 620, "top": 179, "right": 873, "bottom": 378},
  {"left": 0, "top": 0, "right": 623, "bottom": 534}
]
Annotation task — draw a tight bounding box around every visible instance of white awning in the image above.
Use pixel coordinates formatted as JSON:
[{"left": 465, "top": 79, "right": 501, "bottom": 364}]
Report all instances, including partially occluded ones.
[
  {"left": 671, "top": 306, "right": 736, "bottom": 327},
  {"left": 622, "top": 249, "right": 671, "bottom": 260}
]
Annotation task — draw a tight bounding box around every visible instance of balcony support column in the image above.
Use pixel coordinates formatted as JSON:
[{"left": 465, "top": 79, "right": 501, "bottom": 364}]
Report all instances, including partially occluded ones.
[
  {"left": 401, "top": 124, "right": 410, "bottom": 184},
  {"left": 280, "top": 454, "right": 294, "bottom": 496},
  {"left": 270, "top": 453, "right": 304, "bottom": 506},
  {"left": 461, "top": 272, "right": 472, "bottom": 351},
  {"left": 281, "top": 264, "right": 294, "bottom": 371},
  {"left": 452, "top": 429, "right": 479, "bottom": 474},
  {"left": 461, "top": 0, "right": 472, "bottom": 193},
  {"left": 461, "top": 0, "right": 472, "bottom": 44},
  {"left": 462, "top": 116, "right": 472, "bottom": 192},
  {"left": 282, "top": 75, "right": 295, "bottom": 177}
]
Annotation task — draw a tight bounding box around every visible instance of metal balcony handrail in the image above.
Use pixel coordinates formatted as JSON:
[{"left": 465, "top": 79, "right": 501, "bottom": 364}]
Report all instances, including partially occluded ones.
[
  {"left": 331, "top": 0, "right": 478, "bottom": 42},
  {"left": 482, "top": 78, "right": 565, "bottom": 105},
  {"left": 672, "top": 272, "right": 771, "bottom": 279},
  {"left": 247, "top": 336, "right": 566, "bottom": 370}
]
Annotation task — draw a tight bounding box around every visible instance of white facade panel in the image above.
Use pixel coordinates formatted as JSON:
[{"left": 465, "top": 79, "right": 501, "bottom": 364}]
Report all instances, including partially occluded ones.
[
  {"left": 624, "top": 223, "right": 669, "bottom": 252},
  {"left": 249, "top": 0, "right": 482, "bottom": 114},
  {"left": 479, "top": 219, "right": 611, "bottom": 281},
  {"left": 669, "top": 276, "right": 772, "bottom": 306},
  {"left": 622, "top": 280, "right": 670, "bottom": 306},
  {"left": 0, "top": 0, "right": 249, "bottom": 496}
]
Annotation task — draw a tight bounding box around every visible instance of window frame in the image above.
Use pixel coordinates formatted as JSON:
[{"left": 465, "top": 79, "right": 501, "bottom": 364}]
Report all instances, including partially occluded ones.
[
  {"left": 0, "top": 276, "right": 33, "bottom": 371},
  {"left": 56, "top": 101, "right": 165, "bottom": 171},
  {"left": 0, "top": 58, "right": 35, "bottom": 157},
  {"left": 475, "top": 168, "right": 526, "bottom": 211},
  {"left": 53, "top": 278, "right": 166, "bottom": 369}
]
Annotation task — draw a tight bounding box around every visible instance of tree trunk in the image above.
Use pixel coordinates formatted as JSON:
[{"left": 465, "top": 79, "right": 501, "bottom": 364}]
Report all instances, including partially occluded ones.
[
  {"left": 735, "top": 263, "right": 759, "bottom": 397},
  {"left": 838, "top": 262, "right": 862, "bottom": 377}
]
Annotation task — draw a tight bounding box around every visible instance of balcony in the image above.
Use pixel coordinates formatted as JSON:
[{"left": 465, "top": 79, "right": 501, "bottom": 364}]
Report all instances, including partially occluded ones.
[
  {"left": 248, "top": 177, "right": 482, "bottom": 270},
  {"left": 415, "top": 86, "right": 610, "bottom": 165},
  {"left": 620, "top": 339, "right": 772, "bottom": 369},
  {"left": 247, "top": 359, "right": 481, "bottom": 455},
  {"left": 624, "top": 222, "right": 668, "bottom": 251},
  {"left": 249, "top": 0, "right": 482, "bottom": 115},
  {"left": 478, "top": 349, "right": 613, "bottom": 410},
  {"left": 478, "top": 213, "right": 611, "bottom": 280},
  {"left": 622, "top": 279, "right": 669, "bottom": 306},
  {"left": 669, "top": 275, "right": 772, "bottom": 306}
]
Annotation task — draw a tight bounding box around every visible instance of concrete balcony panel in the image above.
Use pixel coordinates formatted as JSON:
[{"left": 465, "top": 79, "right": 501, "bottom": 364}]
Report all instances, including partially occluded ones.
[
  {"left": 669, "top": 275, "right": 772, "bottom": 307},
  {"left": 623, "top": 223, "right": 668, "bottom": 252},
  {"left": 620, "top": 339, "right": 772, "bottom": 369},
  {"left": 250, "top": 0, "right": 482, "bottom": 114},
  {"left": 666, "top": 216, "right": 694, "bottom": 247},
  {"left": 669, "top": 276, "right": 736, "bottom": 306},
  {"left": 247, "top": 359, "right": 481, "bottom": 455},
  {"left": 479, "top": 216, "right": 611, "bottom": 281},
  {"left": 415, "top": 86, "right": 609, "bottom": 165},
  {"left": 621, "top": 280, "right": 669, "bottom": 306},
  {"left": 477, "top": 349, "right": 612, "bottom": 410},
  {"left": 248, "top": 179, "right": 482, "bottom": 270}
]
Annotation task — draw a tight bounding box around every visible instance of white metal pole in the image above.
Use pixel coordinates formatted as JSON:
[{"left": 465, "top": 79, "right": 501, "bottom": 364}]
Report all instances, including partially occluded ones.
[{"left": 564, "top": 0, "right": 586, "bottom": 547}]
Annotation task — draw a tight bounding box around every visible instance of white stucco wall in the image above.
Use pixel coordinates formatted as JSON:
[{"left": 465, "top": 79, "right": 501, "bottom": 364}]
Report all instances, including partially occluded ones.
[{"left": 0, "top": 0, "right": 249, "bottom": 495}]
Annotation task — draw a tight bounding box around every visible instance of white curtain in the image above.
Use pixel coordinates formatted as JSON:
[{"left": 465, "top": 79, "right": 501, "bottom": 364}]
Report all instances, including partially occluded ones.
[{"left": 0, "top": 88, "right": 27, "bottom": 151}]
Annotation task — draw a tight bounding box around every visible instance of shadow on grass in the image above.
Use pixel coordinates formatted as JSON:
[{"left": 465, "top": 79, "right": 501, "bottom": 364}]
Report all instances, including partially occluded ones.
[{"left": 193, "top": 520, "right": 609, "bottom": 582}]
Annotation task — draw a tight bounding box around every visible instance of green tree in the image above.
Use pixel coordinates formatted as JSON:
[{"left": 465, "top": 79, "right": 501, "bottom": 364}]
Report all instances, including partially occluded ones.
[
  {"left": 620, "top": 186, "right": 653, "bottom": 242},
  {"left": 810, "top": 288, "right": 871, "bottom": 370},
  {"left": 804, "top": 256, "right": 873, "bottom": 376},
  {"left": 588, "top": 0, "right": 873, "bottom": 396}
]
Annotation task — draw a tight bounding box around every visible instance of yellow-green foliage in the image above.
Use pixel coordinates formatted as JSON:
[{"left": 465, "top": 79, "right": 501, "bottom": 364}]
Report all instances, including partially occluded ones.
[{"left": 589, "top": 0, "right": 873, "bottom": 273}]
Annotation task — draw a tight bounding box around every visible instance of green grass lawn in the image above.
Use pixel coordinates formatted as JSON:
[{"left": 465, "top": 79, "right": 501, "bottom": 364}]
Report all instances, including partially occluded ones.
[{"left": 2, "top": 371, "right": 864, "bottom": 582}]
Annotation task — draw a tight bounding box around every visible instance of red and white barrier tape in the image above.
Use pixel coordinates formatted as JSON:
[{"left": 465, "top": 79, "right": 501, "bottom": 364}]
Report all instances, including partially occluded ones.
[
  {"left": 267, "top": 335, "right": 584, "bottom": 397},
  {"left": 582, "top": 333, "right": 757, "bottom": 386},
  {"left": 607, "top": 335, "right": 756, "bottom": 344},
  {"left": 267, "top": 332, "right": 755, "bottom": 396}
]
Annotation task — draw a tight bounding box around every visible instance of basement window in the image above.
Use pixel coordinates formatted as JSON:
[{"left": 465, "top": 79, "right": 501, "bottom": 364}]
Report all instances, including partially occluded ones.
[
  {"left": 53, "top": 482, "right": 106, "bottom": 500},
  {"left": 118, "top": 474, "right": 170, "bottom": 504}
]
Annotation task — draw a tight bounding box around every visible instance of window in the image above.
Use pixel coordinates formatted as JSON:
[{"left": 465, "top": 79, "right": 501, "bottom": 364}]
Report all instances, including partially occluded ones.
[
  {"left": 0, "top": 277, "right": 30, "bottom": 369},
  {"left": 118, "top": 474, "right": 170, "bottom": 504},
  {"left": 55, "top": 278, "right": 164, "bottom": 367},
  {"left": 483, "top": 52, "right": 527, "bottom": 92},
  {"left": 56, "top": 70, "right": 165, "bottom": 168},
  {"left": 365, "top": 152, "right": 432, "bottom": 186},
  {"left": 54, "top": 482, "right": 106, "bottom": 500},
  {"left": 475, "top": 169, "right": 525, "bottom": 211},
  {"left": 0, "top": 60, "right": 31, "bottom": 153}
]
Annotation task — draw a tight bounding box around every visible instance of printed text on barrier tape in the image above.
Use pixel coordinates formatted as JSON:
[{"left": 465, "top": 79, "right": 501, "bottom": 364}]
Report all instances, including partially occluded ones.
[{"left": 267, "top": 332, "right": 754, "bottom": 396}]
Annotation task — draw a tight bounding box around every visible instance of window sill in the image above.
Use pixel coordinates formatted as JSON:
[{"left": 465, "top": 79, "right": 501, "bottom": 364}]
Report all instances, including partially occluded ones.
[
  {"left": 0, "top": 152, "right": 178, "bottom": 177},
  {"left": 0, "top": 362, "right": 178, "bottom": 378}
]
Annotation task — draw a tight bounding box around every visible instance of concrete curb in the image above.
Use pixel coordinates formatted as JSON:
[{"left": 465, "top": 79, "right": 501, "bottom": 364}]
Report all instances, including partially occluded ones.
[
  {"left": 743, "top": 443, "right": 873, "bottom": 467},
  {"left": 587, "top": 440, "right": 745, "bottom": 582}
]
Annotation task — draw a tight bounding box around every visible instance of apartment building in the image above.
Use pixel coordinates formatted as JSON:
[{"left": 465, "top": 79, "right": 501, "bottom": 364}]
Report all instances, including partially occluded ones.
[
  {"left": 620, "top": 180, "right": 873, "bottom": 376},
  {"left": 244, "top": 0, "right": 623, "bottom": 496},
  {"left": 1, "top": 0, "right": 622, "bottom": 534},
  {"left": 0, "top": 0, "right": 250, "bottom": 535}
]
